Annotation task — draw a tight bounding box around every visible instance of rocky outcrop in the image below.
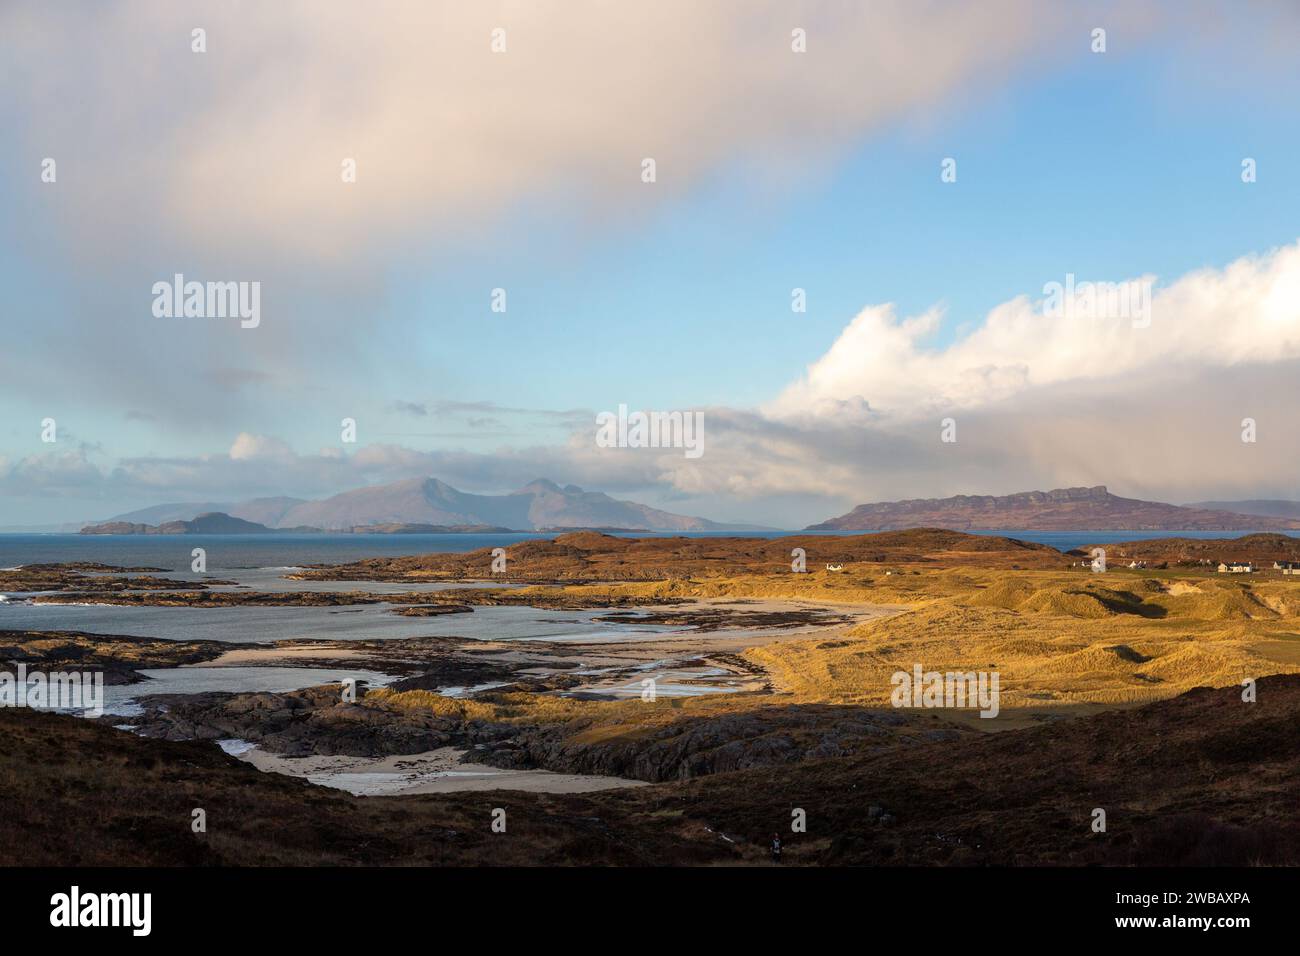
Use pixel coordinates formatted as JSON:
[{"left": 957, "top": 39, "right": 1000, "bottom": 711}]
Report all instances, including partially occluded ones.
[
  {"left": 127, "top": 686, "right": 962, "bottom": 781},
  {"left": 128, "top": 686, "right": 481, "bottom": 757},
  {"left": 0, "top": 566, "right": 224, "bottom": 592},
  {"left": 0, "top": 628, "right": 229, "bottom": 684},
  {"left": 469, "top": 705, "right": 957, "bottom": 781}
]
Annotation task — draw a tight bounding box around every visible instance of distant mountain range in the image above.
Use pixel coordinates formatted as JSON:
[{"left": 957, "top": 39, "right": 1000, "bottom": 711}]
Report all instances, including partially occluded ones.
[
  {"left": 87, "top": 477, "right": 770, "bottom": 533},
  {"left": 1188, "top": 500, "right": 1300, "bottom": 520},
  {"left": 807, "top": 486, "right": 1300, "bottom": 532},
  {"left": 80, "top": 512, "right": 512, "bottom": 535},
  {"left": 36, "top": 482, "right": 1300, "bottom": 537}
]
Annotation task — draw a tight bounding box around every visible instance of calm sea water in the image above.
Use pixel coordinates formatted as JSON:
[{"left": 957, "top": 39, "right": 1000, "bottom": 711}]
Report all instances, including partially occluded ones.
[
  {"left": 0, "top": 598, "right": 675, "bottom": 644},
  {"left": 0, "top": 528, "right": 1274, "bottom": 572}
]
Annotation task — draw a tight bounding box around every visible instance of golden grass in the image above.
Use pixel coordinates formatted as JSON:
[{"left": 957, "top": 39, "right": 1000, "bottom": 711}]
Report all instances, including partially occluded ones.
[
  {"left": 510, "top": 569, "right": 955, "bottom": 606},
  {"left": 365, "top": 685, "right": 757, "bottom": 726},
  {"left": 368, "top": 565, "right": 1300, "bottom": 731},
  {"left": 744, "top": 568, "right": 1300, "bottom": 710}
]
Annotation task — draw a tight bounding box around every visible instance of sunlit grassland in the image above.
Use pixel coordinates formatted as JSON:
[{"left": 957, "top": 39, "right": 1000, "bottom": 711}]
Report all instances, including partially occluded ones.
[{"left": 370, "top": 565, "right": 1300, "bottom": 736}]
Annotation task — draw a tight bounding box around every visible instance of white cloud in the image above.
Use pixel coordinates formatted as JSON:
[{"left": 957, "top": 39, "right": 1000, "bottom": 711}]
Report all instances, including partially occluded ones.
[
  {"left": 771, "top": 242, "right": 1300, "bottom": 422},
  {"left": 229, "top": 433, "right": 295, "bottom": 462},
  {"left": 0, "top": 448, "right": 106, "bottom": 497}
]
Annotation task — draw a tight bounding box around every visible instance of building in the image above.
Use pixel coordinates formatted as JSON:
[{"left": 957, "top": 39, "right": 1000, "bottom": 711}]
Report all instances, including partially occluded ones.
[
  {"left": 1218, "top": 562, "right": 1254, "bottom": 573},
  {"left": 1276, "top": 561, "right": 1300, "bottom": 575}
]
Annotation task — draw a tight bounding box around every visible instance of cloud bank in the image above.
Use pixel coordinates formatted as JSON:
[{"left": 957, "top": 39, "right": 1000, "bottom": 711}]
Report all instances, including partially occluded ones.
[
  {"left": 7, "top": 242, "right": 1299, "bottom": 527},
  {"left": 1, "top": 0, "right": 1087, "bottom": 260}
]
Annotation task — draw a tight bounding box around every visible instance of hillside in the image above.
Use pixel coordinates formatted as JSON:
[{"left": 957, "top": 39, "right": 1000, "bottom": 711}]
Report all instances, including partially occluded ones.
[
  {"left": 809, "top": 485, "right": 1300, "bottom": 532},
  {"left": 4, "top": 675, "right": 1299, "bottom": 865},
  {"left": 1083, "top": 532, "right": 1300, "bottom": 566},
  {"left": 1191, "top": 499, "right": 1300, "bottom": 520},
  {"left": 292, "top": 528, "right": 1068, "bottom": 582},
  {"left": 82, "top": 512, "right": 285, "bottom": 535}
]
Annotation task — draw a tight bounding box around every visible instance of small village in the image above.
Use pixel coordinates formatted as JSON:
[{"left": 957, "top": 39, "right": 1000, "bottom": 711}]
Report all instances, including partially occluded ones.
[
  {"left": 1221, "top": 560, "right": 1300, "bottom": 574},
  {"left": 1073, "top": 557, "right": 1300, "bottom": 575}
]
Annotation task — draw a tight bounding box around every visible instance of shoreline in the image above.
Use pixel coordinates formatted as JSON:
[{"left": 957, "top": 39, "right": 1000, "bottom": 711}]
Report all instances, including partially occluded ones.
[{"left": 235, "top": 744, "right": 650, "bottom": 795}]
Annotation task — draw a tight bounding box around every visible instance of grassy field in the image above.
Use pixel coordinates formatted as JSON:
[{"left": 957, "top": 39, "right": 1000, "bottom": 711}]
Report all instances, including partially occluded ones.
[
  {"left": 724, "top": 567, "right": 1300, "bottom": 713},
  {"left": 363, "top": 563, "right": 1300, "bottom": 744}
]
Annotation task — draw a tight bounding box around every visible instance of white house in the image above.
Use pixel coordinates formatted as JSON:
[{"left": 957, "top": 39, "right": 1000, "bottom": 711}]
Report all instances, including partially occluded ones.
[{"left": 1218, "top": 561, "right": 1254, "bottom": 573}]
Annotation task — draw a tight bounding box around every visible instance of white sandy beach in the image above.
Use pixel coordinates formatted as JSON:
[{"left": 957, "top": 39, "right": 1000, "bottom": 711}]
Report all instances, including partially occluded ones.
[{"left": 233, "top": 744, "right": 649, "bottom": 795}]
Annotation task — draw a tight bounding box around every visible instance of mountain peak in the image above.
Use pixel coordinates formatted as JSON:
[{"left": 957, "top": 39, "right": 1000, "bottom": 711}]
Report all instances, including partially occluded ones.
[{"left": 519, "top": 478, "right": 564, "bottom": 494}]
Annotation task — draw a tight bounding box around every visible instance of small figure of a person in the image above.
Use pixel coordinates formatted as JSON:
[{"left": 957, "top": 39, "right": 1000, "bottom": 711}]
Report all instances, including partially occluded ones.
[{"left": 770, "top": 833, "right": 782, "bottom": 864}]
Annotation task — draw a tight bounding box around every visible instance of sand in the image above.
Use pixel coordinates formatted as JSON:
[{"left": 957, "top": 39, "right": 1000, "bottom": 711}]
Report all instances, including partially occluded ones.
[
  {"left": 236, "top": 745, "right": 648, "bottom": 795},
  {"left": 201, "top": 643, "right": 368, "bottom": 666}
]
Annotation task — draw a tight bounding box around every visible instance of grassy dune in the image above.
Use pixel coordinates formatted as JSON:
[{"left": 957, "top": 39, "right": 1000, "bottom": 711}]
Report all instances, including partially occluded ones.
[
  {"left": 451, "top": 564, "right": 1300, "bottom": 717},
  {"left": 745, "top": 567, "right": 1300, "bottom": 713},
  {"left": 367, "top": 561, "right": 1300, "bottom": 746}
]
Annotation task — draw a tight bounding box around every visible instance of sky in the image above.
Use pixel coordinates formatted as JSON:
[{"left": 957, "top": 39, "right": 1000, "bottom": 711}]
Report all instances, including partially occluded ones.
[{"left": 2, "top": 0, "right": 1299, "bottom": 529}]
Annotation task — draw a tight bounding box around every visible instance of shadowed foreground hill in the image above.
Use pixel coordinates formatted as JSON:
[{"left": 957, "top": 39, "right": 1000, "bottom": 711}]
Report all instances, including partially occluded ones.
[
  {"left": 1085, "top": 532, "right": 1300, "bottom": 566},
  {"left": 3, "top": 675, "right": 1298, "bottom": 866},
  {"left": 293, "top": 529, "right": 1067, "bottom": 583}
]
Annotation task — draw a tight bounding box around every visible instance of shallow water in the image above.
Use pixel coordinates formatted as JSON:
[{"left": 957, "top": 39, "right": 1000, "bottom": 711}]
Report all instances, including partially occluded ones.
[
  {"left": 203, "top": 567, "right": 513, "bottom": 594},
  {"left": 1, "top": 579, "right": 852, "bottom": 649},
  {"left": 0, "top": 562, "right": 675, "bottom": 644},
  {"left": 568, "top": 665, "right": 744, "bottom": 698},
  {"left": 18, "top": 665, "right": 395, "bottom": 718},
  {"left": 0, "top": 598, "right": 673, "bottom": 644},
  {"left": 100, "top": 665, "right": 396, "bottom": 716}
]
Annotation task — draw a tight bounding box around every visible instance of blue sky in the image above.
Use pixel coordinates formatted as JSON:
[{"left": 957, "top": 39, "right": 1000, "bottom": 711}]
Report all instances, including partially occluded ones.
[
  {"left": 350, "top": 35, "right": 1300, "bottom": 423},
  {"left": 2, "top": 1, "right": 1299, "bottom": 527}
]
